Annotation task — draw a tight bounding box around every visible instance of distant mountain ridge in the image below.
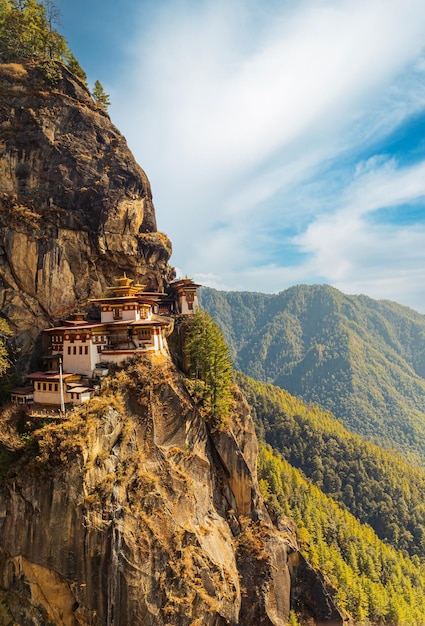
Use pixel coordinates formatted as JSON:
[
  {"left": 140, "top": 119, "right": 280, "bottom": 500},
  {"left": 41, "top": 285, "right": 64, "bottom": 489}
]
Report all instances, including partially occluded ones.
[{"left": 200, "top": 284, "right": 425, "bottom": 462}]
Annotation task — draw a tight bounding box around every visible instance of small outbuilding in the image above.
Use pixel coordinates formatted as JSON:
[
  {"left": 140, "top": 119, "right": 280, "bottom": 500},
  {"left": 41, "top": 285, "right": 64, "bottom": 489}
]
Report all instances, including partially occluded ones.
[{"left": 10, "top": 386, "right": 34, "bottom": 406}]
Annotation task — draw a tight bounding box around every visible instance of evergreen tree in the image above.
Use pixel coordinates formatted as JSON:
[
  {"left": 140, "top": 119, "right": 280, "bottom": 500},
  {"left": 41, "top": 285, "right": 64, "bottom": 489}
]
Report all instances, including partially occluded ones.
[
  {"left": 185, "top": 309, "right": 233, "bottom": 423},
  {"left": 0, "top": 319, "right": 12, "bottom": 377},
  {"left": 66, "top": 52, "right": 87, "bottom": 83},
  {"left": 92, "top": 79, "right": 110, "bottom": 109},
  {"left": 0, "top": 0, "right": 68, "bottom": 62}
]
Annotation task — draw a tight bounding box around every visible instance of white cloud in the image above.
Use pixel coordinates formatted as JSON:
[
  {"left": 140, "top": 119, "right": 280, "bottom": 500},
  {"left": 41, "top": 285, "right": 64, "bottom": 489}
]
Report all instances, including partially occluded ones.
[
  {"left": 108, "top": 0, "right": 425, "bottom": 310},
  {"left": 291, "top": 158, "right": 425, "bottom": 309},
  {"left": 345, "top": 159, "right": 425, "bottom": 215}
]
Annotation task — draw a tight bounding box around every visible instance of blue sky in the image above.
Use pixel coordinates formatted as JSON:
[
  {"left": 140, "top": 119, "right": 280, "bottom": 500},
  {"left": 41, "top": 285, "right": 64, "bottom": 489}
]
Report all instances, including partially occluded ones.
[{"left": 55, "top": 0, "right": 425, "bottom": 311}]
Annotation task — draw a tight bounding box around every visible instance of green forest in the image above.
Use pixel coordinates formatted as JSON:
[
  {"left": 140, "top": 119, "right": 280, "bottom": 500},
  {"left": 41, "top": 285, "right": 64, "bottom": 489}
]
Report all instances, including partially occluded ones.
[
  {"left": 259, "top": 444, "right": 425, "bottom": 625},
  {"left": 235, "top": 370, "right": 425, "bottom": 623},
  {"left": 238, "top": 372, "right": 425, "bottom": 558},
  {"left": 200, "top": 284, "right": 425, "bottom": 463},
  {"left": 0, "top": 0, "right": 109, "bottom": 105}
]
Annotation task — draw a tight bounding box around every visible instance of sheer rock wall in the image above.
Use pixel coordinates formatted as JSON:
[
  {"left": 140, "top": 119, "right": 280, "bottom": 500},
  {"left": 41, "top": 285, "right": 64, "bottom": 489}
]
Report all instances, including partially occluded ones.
[{"left": 0, "top": 61, "right": 174, "bottom": 360}]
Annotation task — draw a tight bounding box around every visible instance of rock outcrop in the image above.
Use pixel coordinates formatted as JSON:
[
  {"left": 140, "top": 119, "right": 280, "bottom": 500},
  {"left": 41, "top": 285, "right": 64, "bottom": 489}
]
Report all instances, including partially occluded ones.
[
  {"left": 0, "top": 61, "right": 174, "bottom": 361},
  {"left": 0, "top": 59, "right": 347, "bottom": 625},
  {"left": 0, "top": 355, "right": 345, "bottom": 625}
]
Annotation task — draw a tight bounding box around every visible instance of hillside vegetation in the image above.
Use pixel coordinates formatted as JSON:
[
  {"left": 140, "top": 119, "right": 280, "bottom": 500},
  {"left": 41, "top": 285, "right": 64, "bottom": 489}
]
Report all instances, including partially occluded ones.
[
  {"left": 0, "top": 0, "right": 86, "bottom": 80},
  {"left": 200, "top": 284, "right": 425, "bottom": 462},
  {"left": 238, "top": 372, "right": 425, "bottom": 559},
  {"left": 259, "top": 444, "right": 425, "bottom": 626}
]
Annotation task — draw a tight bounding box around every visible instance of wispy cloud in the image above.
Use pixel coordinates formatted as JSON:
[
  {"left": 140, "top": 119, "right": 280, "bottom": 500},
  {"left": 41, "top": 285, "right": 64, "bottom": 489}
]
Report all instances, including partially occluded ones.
[
  {"left": 292, "top": 157, "right": 425, "bottom": 308},
  {"left": 108, "top": 0, "right": 425, "bottom": 310}
]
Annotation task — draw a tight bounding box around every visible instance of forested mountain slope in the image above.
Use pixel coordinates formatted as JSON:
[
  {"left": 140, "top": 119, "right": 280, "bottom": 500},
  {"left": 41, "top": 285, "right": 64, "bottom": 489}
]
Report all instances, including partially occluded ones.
[
  {"left": 237, "top": 372, "right": 425, "bottom": 558},
  {"left": 236, "top": 372, "right": 425, "bottom": 623},
  {"left": 258, "top": 444, "right": 425, "bottom": 625},
  {"left": 200, "top": 285, "right": 425, "bottom": 462}
]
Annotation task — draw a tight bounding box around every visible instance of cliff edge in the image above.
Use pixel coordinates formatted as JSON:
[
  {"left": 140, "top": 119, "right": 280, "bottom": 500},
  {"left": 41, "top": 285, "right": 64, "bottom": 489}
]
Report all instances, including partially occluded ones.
[
  {"left": 0, "top": 354, "right": 344, "bottom": 625},
  {"left": 0, "top": 60, "right": 174, "bottom": 360},
  {"left": 0, "top": 59, "right": 347, "bottom": 626}
]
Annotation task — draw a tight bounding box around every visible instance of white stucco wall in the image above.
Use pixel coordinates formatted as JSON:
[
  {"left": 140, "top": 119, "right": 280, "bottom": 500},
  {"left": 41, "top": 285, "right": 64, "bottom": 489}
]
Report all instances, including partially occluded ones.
[
  {"left": 179, "top": 294, "right": 199, "bottom": 315},
  {"left": 63, "top": 339, "right": 100, "bottom": 376},
  {"left": 101, "top": 310, "right": 115, "bottom": 323},
  {"left": 100, "top": 306, "right": 143, "bottom": 323},
  {"left": 122, "top": 308, "right": 140, "bottom": 321},
  {"left": 33, "top": 384, "right": 71, "bottom": 405}
]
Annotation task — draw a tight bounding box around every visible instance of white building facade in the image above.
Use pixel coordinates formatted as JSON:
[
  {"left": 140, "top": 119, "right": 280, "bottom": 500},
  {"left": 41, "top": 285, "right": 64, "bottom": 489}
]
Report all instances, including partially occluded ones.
[{"left": 12, "top": 274, "right": 201, "bottom": 409}]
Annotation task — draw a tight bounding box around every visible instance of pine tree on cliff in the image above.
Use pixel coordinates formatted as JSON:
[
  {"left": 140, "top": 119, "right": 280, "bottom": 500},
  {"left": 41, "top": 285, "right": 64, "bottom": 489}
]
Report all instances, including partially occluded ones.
[
  {"left": 92, "top": 79, "right": 111, "bottom": 109},
  {"left": 66, "top": 52, "right": 87, "bottom": 83},
  {"left": 185, "top": 309, "right": 233, "bottom": 423}
]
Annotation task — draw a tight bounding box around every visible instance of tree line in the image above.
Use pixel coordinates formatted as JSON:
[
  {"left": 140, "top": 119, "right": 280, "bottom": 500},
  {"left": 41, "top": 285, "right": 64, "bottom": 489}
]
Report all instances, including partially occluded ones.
[{"left": 0, "top": 0, "right": 110, "bottom": 108}]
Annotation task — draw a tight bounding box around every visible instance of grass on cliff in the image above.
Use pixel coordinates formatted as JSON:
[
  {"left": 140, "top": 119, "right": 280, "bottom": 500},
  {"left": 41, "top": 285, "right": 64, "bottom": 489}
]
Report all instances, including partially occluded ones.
[{"left": 0, "top": 354, "right": 202, "bottom": 507}]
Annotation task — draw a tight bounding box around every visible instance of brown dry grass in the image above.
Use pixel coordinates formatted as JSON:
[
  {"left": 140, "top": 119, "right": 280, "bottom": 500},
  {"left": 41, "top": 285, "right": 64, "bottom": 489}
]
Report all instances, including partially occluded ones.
[
  {"left": 0, "top": 63, "right": 28, "bottom": 80},
  {"left": 236, "top": 517, "right": 270, "bottom": 563}
]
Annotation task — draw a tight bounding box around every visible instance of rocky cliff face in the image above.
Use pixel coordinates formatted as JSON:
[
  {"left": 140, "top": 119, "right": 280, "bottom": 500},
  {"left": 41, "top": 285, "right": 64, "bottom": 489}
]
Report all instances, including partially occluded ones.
[
  {"left": 0, "top": 60, "right": 346, "bottom": 625},
  {"left": 0, "top": 355, "right": 344, "bottom": 625},
  {"left": 0, "top": 61, "right": 174, "bottom": 360}
]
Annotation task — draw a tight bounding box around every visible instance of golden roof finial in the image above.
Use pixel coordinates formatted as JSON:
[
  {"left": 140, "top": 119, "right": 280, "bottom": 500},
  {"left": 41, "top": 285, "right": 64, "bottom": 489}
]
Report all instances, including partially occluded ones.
[{"left": 116, "top": 272, "right": 133, "bottom": 287}]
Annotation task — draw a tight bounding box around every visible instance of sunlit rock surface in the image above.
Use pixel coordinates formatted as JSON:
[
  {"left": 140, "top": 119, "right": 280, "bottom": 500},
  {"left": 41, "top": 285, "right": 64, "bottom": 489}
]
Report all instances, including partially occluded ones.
[{"left": 0, "top": 61, "right": 174, "bottom": 362}]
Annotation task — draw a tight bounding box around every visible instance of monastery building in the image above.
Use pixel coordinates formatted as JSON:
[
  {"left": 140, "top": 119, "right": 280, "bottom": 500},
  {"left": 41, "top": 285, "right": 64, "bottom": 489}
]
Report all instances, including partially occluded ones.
[{"left": 11, "top": 275, "right": 200, "bottom": 409}]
